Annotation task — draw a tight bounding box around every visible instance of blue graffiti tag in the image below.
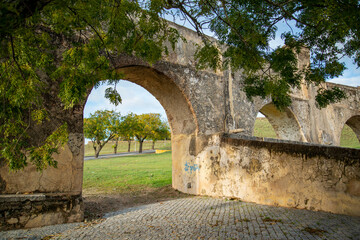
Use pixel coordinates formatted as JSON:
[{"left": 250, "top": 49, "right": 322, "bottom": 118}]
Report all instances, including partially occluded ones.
[{"left": 184, "top": 162, "right": 200, "bottom": 174}]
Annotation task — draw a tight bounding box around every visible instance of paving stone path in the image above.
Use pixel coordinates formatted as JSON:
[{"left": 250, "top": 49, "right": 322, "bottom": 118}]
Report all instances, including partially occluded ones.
[{"left": 1, "top": 196, "right": 360, "bottom": 240}]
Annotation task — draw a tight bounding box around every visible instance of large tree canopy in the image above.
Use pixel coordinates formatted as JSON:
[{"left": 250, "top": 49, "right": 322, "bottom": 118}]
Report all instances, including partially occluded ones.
[
  {"left": 132, "top": 113, "right": 164, "bottom": 153},
  {"left": 0, "top": 0, "right": 181, "bottom": 170},
  {"left": 118, "top": 113, "right": 138, "bottom": 153},
  {"left": 1, "top": 0, "right": 359, "bottom": 170},
  {"left": 84, "top": 110, "right": 120, "bottom": 158},
  {"left": 169, "top": 0, "right": 359, "bottom": 109},
  {"left": 149, "top": 119, "right": 171, "bottom": 150}
]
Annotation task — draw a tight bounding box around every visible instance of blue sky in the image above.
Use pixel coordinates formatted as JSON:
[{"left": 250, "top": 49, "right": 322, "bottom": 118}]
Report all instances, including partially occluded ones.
[
  {"left": 268, "top": 21, "right": 360, "bottom": 87},
  {"left": 84, "top": 81, "right": 166, "bottom": 118},
  {"left": 84, "top": 19, "right": 359, "bottom": 119}
]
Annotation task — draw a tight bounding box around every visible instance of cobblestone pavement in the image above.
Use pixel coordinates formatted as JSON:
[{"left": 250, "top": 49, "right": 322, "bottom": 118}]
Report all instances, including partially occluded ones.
[{"left": 2, "top": 196, "right": 360, "bottom": 240}]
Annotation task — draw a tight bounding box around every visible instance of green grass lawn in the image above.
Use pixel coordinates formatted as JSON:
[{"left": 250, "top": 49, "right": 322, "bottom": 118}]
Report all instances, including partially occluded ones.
[
  {"left": 253, "top": 118, "right": 278, "bottom": 139},
  {"left": 253, "top": 117, "right": 359, "bottom": 148},
  {"left": 83, "top": 152, "right": 172, "bottom": 194},
  {"left": 84, "top": 140, "right": 171, "bottom": 157},
  {"left": 340, "top": 125, "right": 360, "bottom": 149}
]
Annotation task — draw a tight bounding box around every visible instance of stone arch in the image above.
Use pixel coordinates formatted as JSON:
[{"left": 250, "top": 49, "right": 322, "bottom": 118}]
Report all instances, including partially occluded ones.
[
  {"left": 84, "top": 64, "right": 199, "bottom": 194},
  {"left": 257, "top": 103, "right": 307, "bottom": 142},
  {"left": 340, "top": 115, "right": 360, "bottom": 145},
  {"left": 112, "top": 65, "right": 198, "bottom": 136}
]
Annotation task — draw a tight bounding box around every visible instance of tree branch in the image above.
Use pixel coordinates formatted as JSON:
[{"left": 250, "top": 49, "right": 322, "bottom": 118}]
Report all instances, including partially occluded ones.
[
  {"left": 10, "top": 35, "right": 26, "bottom": 81},
  {"left": 201, "top": 0, "right": 268, "bottom": 75},
  {"left": 66, "top": 6, "right": 117, "bottom": 68},
  {"left": 264, "top": 0, "right": 317, "bottom": 28}
]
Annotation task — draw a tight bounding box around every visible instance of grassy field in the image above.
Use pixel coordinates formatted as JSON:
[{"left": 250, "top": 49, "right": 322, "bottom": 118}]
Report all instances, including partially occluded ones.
[
  {"left": 253, "top": 117, "right": 359, "bottom": 148},
  {"left": 85, "top": 140, "right": 171, "bottom": 156},
  {"left": 83, "top": 152, "right": 172, "bottom": 194},
  {"left": 253, "top": 118, "right": 278, "bottom": 139},
  {"left": 340, "top": 125, "right": 360, "bottom": 148}
]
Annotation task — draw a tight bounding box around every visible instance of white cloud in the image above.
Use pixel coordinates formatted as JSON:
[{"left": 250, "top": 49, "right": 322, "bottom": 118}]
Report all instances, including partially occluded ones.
[
  {"left": 328, "top": 76, "right": 359, "bottom": 87},
  {"left": 269, "top": 37, "right": 284, "bottom": 49},
  {"left": 84, "top": 81, "right": 167, "bottom": 118}
]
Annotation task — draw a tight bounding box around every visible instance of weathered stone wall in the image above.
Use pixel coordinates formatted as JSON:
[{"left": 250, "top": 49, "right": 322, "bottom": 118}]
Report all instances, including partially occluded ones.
[
  {"left": 192, "top": 134, "right": 360, "bottom": 216},
  {"left": 226, "top": 68, "right": 360, "bottom": 146},
  {"left": 0, "top": 138, "right": 84, "bottom": 195},
  {"left": 323, "top": 83, "right": 360, "bottom": 145},
  {"left": 285, "top": 82, "right": 360, "bottom": 146},
  {"left": 0, "top": 194, "right": 83, "bottom": 230},
  {"left": 0, "top": 52, "right": 86, "bottom": 228},
  {"left": 0, "top": 112, "right": 85, "bottom": 229}
]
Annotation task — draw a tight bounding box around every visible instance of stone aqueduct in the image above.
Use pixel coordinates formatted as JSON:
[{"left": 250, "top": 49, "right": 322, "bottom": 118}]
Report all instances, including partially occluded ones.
[{"left": 1, "top": 23, "right": 360, "bottom": 229}]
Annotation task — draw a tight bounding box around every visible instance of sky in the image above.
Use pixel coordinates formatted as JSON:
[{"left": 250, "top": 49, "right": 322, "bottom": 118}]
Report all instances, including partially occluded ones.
[
  {"left": 84, "top": 19, "right": 359, "bottom": 120},
  {"left": 268, "top": 21, "right": 360, "bottom": 88},
  {"left": 84, "top": 81, "right": 166, "bottom": 118},
  {"left": 83, "top": 81, "right": 166, "bottom": 144}
]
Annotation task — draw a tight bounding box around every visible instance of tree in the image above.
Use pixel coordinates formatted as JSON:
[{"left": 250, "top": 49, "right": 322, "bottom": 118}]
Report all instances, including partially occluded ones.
[
  {"left": 132, "top": 113, "right": 163, "bottom": 153},
  {"left": 112, "top": 136, "right": 120, "bottom": 155},
  {"left": 168, "top": 0, "right": 359, "bottom": 109},
  {"left": 118, "top": 113, "right": 137, "bottom": 153},
  {"left": 0, "top": 0, "right": 182, "bottom": 170},
  {"left": 150, "top": 119, "right": 171, "bottom": 150},
  {"left": 84, "top": 110, "right": 120, "bottom": 158}
]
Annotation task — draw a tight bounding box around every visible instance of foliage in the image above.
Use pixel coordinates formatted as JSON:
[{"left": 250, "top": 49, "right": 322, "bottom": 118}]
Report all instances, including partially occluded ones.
[
  {"left": 0, "top": 0, "right": 181, "bottom": 170},
  {"left": 149, "top": 119, "right": 171, "bottom": 149},
  {"left": 84, "top": 112, "right": 170, "bottom": 156},
  {"left": 110, "top": 112, "right": 138, "bottom": 153},
  {"left": 119, "top": 113, "right": 138, "bottom": 141},
  {"left": 132, "top": 113, "right": 165, "bottom": 153},
  {"left": 112, "top": 112, "right": 137, "bottom": 154},
  {"left": 168, "top": 0, "right": 359, "bottom": 110},
  {"left": 84, "top": 110, "right": 120, "bottom": 158},
  {"left": 155, "top": 120, "right": 171, "bottom": 140}
]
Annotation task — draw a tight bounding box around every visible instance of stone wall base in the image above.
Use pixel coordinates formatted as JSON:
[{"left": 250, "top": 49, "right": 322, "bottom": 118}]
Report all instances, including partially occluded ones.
[
  {"left": 193, "top": 134, "right": 360, "bottom": 216},
  {"left": 0, "top": 194, "right": 83, "bottom": 230}
]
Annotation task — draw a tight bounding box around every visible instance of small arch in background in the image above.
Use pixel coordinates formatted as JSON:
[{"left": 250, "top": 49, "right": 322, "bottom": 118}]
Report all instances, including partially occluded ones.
[
  {"left": 254, "top": 103, "right": 306, "bottom": 142},
  {"left": 340, "top": 115, "right": 360, "bottom": 149}
]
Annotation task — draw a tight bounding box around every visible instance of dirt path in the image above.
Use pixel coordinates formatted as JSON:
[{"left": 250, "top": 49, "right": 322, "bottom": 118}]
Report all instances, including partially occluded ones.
[{"left": 83, "top": 185, "right": 189, "bottom": 221}]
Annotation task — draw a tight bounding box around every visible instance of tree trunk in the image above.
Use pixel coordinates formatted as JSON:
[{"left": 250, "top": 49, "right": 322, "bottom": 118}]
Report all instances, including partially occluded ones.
[
  {"left": 152, "top": 140, "right": 156, "bottom": 150},
  {"left": 114, "top": 137, "right": 119, "bottom": 154},
  {"left": 95, "top": 147, "right": 101, "bottom": 158},
  {"left": 95, "top": 143, "right": 104, "bottom": 158},
  {"left": 139, "top": 140, "right": 144, "bottom": 153},
  {"left": 127, "top": 140, "right": 131, "bottom": 152},
  {"left": 92, "top": 141, "right": 97, "bottom": 158}
]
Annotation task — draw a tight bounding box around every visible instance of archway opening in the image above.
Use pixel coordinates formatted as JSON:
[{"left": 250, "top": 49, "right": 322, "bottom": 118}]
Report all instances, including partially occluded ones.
[
  {"left": 253, "top": 103, "right": 306, "bottom": 142},
  {"left": 340, "top": 116, "right": 360, "bottom": 149},
  {"left": 83, "top": 80, "right": 170, "bottom": 157},
  {"left": 253, "top": 113, "right": 278, "bottom": 139},
  {"left": 81, "top": 65, "right": 197, "bottom": 219}
]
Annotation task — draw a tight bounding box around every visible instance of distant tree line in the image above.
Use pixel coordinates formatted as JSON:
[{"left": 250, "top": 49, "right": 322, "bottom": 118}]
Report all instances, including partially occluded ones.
[{"left": 83, "top": 110, "right": 170, "bottom": 158}]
